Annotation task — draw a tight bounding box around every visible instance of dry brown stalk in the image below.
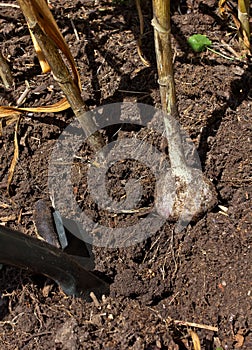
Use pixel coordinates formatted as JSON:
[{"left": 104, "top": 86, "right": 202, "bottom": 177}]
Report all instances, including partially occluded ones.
[
  {"left": 17, "top": 0, "right": 105, "bottom": 152},
  {"left": 238, "top": 0, "right": 250, "bottom": 49}
]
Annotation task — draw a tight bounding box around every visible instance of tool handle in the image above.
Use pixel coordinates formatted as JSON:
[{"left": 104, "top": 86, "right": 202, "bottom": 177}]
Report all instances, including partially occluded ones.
[{"left": 0, "top": 225, "right": 108, "bottom": 299}]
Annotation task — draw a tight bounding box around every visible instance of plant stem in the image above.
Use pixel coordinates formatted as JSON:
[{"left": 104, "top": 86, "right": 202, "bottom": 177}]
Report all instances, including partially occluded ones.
[
  {"left": 17, "top": 0, "right": 105, "bottom": 152},
  {"left": 152, "top": 1, "right": 217, "bottom": 225},
  {"left": 152, "top": 0, "right": 176, "bottom": 116},
  {"left": 207, "top": 47, "right": 236, "bottom": 61},
  {"left": 152, "top": 0, "right": 189, "bottom": 177},
  {"left": 238, "top": 0, "right": 250, "bottom": 49}
]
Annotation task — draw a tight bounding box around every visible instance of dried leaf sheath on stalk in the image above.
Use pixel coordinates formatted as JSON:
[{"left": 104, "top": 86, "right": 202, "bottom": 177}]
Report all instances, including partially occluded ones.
[
  {"left": 218, "top": 0, "right": 250, "bottom": 51},
  {"left": 238, "top": 0, "right": 250, "bottom": 49},
  {"left": 17, "top": 0, "right": 105, "bottom": 151},
  {"left": 152, "top": 0, "right": 217, "bottom": 224},
  {"left": 0, "top": 51, "right": 13, "bottom": 89}
]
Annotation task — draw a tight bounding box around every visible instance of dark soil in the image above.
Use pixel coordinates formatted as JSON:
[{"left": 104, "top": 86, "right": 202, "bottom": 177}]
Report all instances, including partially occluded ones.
[{"left": 0, "top": 0, "right": 251, "bottom": 349}]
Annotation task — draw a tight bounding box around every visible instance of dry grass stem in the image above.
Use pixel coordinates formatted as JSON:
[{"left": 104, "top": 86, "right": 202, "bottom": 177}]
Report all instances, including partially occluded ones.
[
  {"left": 173, "top": 319, "right": 218, "bottom": 332},
  {"left": 0, "top": 2, "right": 19, "bottom": 8}
]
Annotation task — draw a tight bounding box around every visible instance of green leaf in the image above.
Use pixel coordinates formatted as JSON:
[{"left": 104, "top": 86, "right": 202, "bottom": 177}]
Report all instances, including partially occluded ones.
[{"left": 187, "top": 34, "right": 212, "bottom": 52}]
